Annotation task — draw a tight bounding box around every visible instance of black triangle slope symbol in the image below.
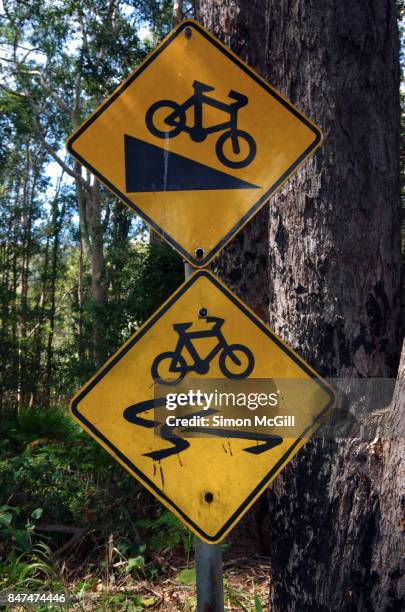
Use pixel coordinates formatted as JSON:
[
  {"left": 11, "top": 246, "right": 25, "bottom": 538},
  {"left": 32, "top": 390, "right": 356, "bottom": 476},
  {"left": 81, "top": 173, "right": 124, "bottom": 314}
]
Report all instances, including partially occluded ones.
[{"left": 124, "top": 135, "right": 260, "bottom": 193}]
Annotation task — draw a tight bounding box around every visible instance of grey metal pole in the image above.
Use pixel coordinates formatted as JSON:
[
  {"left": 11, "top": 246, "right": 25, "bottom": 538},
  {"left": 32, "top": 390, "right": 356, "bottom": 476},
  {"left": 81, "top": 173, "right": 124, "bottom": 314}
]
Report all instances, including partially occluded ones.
[
  {"left": 184, "top": 261, "right": 193, "bottom": 280},
  {"left": 195, "top": 538, "right": 224, "bottom": 611},
  {"left": 184, "top": 260, "right": 224, "bottom": 611}
]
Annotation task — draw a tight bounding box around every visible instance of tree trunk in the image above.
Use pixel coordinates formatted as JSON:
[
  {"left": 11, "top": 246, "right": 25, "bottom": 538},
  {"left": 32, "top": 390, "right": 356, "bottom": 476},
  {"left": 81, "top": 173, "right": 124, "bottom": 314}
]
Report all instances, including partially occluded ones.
[
  {"left": 18, "top": 146, "right": 41, "bottom": 411},
  {"left": 31, "top": 232, "right": 50, "bottom": 406},
  {"left": 44, "top": 193, "right": 65, "bottom": 407},
  {"left": 77, "top": 236, "right": 85, "bottom": 365},
  {"left": 172, "top": 0, "right": 183, "bottom": 26},
  {"left": 195, "top": 1, "right": 403, "bottom": 609},
  {"left": 75, "top": 166, "right": 108, "bottom": 366},
  {"left": 0, "top": 180, "right": 20, "bottom": 410}
]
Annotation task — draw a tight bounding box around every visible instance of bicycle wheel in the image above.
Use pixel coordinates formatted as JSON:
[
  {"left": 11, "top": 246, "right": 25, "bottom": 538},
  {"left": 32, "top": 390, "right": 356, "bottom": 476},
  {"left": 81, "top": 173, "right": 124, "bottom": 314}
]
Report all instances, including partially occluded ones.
[
  {"left": 151, "top": 351, "right": 187, "bottom": 385},
  {"left": 215, "top": 130, "right": 256, "bottom": 169},
  {"left": 219, "top": 344, "right": 255, "bottom": 379},
  {"left": 145, "top": 100, "right": 185, "bottom": 139}
]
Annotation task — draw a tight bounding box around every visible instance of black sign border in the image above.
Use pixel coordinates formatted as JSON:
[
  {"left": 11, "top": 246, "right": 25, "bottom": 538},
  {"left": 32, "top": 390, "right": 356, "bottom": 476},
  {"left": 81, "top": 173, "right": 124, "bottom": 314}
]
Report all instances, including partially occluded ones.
[
  {"left": 67, "top": 19, "right": 322, "bottom": 268},
  {"left": 71, "top": 270, "right": 335, "bottom": 543}
]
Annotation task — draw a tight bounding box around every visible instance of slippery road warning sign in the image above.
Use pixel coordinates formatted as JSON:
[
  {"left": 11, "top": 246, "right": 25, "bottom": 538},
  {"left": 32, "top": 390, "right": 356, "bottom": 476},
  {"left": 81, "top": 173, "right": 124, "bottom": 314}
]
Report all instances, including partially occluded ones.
[
  {"left": 66, "top": 20, "right": 322, "bottom": 267},
  {"left": 70, "top": 271, "right": 335, "bottom": 543}
]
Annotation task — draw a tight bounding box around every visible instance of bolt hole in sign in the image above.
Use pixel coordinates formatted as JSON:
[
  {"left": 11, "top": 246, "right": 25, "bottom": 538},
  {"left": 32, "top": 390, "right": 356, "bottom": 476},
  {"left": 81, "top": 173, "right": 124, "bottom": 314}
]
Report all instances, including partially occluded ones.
[{"left": 66, "top": 20, "right": 322, "bottom": 267}]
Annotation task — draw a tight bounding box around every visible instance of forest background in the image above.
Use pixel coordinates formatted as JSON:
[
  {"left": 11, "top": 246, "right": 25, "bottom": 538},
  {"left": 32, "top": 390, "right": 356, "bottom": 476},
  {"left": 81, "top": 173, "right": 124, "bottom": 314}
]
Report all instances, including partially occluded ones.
[{"left": 0, "top": 1, "right": 404, "bottom": 610}]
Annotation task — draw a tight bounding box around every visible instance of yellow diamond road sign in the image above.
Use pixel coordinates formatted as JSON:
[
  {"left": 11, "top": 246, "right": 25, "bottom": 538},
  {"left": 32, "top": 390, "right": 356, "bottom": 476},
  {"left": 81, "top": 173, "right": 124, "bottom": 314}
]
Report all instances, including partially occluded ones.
[
  {"left": 66, "top": 19, "right": 322, "bottom": 267},
  {"left": 70, "top": 271, "right": 335, "bottom": 543}
]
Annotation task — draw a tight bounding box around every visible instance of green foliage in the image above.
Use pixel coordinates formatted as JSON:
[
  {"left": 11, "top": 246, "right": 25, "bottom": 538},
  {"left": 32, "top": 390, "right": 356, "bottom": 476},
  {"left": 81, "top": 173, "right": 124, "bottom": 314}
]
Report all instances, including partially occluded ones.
[
  {"left": 0, "top": 0, "right": 180, "bottom": 408},
  {"left": 0, "top": 406, "right": 193, "bottom": 582},
  {"left": 0, "top": 91, "right": 33, "bottom": 138},
  {"left": 0, "top": 543, "right": 65, "bottom": 592},
  {"left": 1, "top": 437, "right": 107, "bottom": 529},
  {"left": 115, "top": 241, "right": 184, "bottom": 329},
  {"left": 4, "top": 407, "right": 79, "bottom": 447},
  {"left": 126, "top": 555, "right": 145, "bottom": 573},
  {"left": 1, "top": 409, "right": 132, "bottom": 548},
  {"left": 57, "top": 240, "right": 184, "bottom": 395},
  {"left": 178, "top": 567, "right": 196, "bottom": 585},
  {"left": 0, "top": 505, "right": 43, "bottom": 553},
  {"left": 138, "top": 510, "right": 192, "bottom": 555}
]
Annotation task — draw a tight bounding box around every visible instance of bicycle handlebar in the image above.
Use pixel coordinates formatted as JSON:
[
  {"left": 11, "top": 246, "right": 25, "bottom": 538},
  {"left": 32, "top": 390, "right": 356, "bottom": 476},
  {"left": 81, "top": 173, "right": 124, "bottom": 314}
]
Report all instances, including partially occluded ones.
[
  {"left": 204, "top": 316, "right": 224, "bottom": 325},
  {"left": 228, "top": 90, "right": 248, "bottom": 106}
]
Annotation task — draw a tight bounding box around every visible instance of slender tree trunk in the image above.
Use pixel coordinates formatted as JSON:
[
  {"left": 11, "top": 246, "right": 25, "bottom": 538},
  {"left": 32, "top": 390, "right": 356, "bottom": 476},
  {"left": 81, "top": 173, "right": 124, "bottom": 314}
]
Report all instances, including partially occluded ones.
[
  {"left": 11, "top": 217, "right": 18, "bottom": 409},
  {"left": 75, "top": 165, "right": 108, "bottom": 366},
  {"left": 18, "top": 146, "right": 34, "bottom": 412},
  {"left": 0, "top": 190, "right": 17, "bottom": 410},
  {"left": 77, "top": 234, "right": 85, "bottom": 365},
  {"left": 88, "top": 182, "right": 107, "bottom": 306},
  {"left": 73, "top": 74, "right": 109, "bottom": 365},
  {"left": 44, "top": 194, "right": 65, "bottom": 408},
  {"left": 110, "top": 201, "right": 131, "bottom": 302},
  {"left": 31, "top": 233, "right": 50, "bottom": 405},
  {"left": 196, "top": 1, "right": 403, "bottom": 609},
  {"left": 19, "top": 147, "right": 31, "bottom": 342},
  {"left": 89, "top": 182, "right": 108, "bottom": 365},
  {"left": 173, "top": 0, "right": 183, "bottom": 26}
]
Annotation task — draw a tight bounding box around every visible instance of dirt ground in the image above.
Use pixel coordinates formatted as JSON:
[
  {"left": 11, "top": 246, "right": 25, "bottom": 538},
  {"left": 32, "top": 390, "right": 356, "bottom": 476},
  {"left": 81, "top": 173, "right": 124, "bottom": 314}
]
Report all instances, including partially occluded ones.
[{"left": 67, "top": 552, "right": 269, "bottom": 610}]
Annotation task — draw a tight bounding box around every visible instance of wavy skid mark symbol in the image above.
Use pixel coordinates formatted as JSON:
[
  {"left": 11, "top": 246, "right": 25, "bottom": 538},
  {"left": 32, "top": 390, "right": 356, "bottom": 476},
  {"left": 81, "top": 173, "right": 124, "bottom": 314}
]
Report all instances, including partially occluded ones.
[
  {"left": 123, "top": 398, "right": 191, "bottom": 460},
  {"left": 183, "top": 427, "right": 283, "bottom": 454},
  {"left": 123, "top": 399, "right": 283, "bottom": 462}
]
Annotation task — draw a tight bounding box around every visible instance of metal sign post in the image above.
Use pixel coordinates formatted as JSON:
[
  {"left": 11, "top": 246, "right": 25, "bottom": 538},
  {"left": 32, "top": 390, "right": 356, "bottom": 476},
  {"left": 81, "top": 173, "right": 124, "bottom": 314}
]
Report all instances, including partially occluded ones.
[
  {"left": 195, "top": 538, "right": 224, "bottom": 611},
  {"left": 184, "top": 262, "right": 224, "bottom": 611}
]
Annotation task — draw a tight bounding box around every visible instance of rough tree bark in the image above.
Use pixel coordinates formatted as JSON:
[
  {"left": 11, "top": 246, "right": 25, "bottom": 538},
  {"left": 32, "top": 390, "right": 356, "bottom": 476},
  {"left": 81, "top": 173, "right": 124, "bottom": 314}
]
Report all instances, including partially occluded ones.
[
  {"left": 195, "top": 1, "right": 403, "bottom": 610},
  {"left": 43, "top": 183, "right": 65, "bottom": 407},
  {"left": 75, "top": 164, "right": 108, "bottom": 365}
]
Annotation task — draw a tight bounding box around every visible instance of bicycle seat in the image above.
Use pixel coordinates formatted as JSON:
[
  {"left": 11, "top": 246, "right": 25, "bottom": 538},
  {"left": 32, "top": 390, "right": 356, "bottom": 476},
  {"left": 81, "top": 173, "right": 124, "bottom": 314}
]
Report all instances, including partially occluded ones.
[
  {"left": 228, "top": 90, "right": 248, "bottom": 106},
  {"left": 173, "top": 322, "right": 193, "bottom": 331},
  {"left": 193, "top": 80, "right": 215, "bottom": 94}
]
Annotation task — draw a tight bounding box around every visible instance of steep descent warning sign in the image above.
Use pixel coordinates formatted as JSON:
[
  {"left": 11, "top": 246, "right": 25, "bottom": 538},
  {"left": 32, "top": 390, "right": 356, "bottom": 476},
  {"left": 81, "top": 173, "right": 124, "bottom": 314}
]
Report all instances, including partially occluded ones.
[
  {"left": 70, "top": 271, "right": 335, "bottom": 543},
  {"left": 66, "top": 19, "right": 322, "bottom": 267}
]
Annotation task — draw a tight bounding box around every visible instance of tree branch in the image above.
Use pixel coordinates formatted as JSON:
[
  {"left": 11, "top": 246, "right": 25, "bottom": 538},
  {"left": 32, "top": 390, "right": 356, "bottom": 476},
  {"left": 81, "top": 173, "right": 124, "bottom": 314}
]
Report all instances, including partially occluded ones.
[
  {"left": 24, "top": 70, "right": 71, "bottom": 114},
  {"left": 31, "top": 110, "right": 89, "bottom": 189},
  {"left": 71, "top": 73, "right": 82, "bottom": 129},
  {"left": 0, "top": 82, "right": 28, "bottom": 99}
]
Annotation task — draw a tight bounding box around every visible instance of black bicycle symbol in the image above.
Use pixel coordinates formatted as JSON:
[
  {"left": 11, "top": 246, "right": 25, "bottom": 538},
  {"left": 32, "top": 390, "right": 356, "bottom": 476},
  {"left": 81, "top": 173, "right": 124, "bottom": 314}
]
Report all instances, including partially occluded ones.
[
  {"left": 151, "top": 316, "right": 255, "bottom": 385},
  {"left": 145, "top": 80, "right": 257, "bottom": 169}
]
